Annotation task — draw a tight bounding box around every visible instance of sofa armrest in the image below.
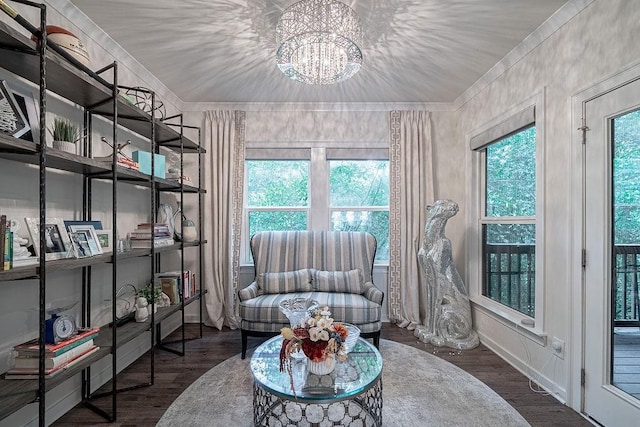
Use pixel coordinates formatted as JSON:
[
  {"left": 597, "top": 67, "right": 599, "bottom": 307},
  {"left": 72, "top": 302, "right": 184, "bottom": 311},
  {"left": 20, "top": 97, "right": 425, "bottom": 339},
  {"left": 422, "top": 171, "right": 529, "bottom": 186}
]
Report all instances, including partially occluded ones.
[
  {"left": 238, "top": 282, "right": 259, "bottom": 301},
  {"left": 362, "top": 282, "right": 384, "bottom": 305}
]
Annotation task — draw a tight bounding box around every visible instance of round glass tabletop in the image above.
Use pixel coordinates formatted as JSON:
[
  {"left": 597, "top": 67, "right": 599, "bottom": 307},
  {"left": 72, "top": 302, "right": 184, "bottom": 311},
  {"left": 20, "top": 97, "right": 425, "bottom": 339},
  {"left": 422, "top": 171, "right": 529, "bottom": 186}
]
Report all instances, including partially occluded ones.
[{"left": 250, "top": 335, "right": 383, "bottom": 403}]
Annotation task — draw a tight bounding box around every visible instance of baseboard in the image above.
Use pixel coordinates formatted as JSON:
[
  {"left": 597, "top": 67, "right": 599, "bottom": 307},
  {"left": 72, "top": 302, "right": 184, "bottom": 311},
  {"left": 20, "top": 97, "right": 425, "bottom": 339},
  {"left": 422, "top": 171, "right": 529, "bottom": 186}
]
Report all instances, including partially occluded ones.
[{"left": 477, "top": 330, "right": 567, "bottom": 403}]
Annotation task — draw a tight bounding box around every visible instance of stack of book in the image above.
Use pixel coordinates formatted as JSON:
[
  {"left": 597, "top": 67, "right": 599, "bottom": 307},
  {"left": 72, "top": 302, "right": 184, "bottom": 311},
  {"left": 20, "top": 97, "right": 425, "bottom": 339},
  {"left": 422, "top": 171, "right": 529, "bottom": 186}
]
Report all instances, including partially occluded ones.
[
  {"left": 5, "top": 328, "right": 100, "bottom": 380},
  {"left": 155, "top": 270, "right": 196, "bottom": 303},
  {"left": 129, "top": 223, "right": 174, "bottom": 249}
]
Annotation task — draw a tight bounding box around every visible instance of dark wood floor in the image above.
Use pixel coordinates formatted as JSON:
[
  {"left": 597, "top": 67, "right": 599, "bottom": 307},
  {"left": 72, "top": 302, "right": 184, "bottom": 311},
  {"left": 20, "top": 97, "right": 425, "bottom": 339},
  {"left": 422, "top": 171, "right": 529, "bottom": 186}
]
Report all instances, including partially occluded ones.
[{"left": 53, "top": 323, "right": 592, "bottom": 426}]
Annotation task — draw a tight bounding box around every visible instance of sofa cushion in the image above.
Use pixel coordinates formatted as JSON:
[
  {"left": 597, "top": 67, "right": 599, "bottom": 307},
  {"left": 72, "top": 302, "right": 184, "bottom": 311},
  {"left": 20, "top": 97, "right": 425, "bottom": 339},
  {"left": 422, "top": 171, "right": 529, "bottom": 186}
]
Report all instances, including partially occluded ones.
[
  {"left": 257, "top": 268, "right": 314, "bottom": 295},
  {"left": 238, "top": 291, "right": 381, "bottom": 326},
  {"left": 314, "top": 269, "right": 364, "bottom": 294}
]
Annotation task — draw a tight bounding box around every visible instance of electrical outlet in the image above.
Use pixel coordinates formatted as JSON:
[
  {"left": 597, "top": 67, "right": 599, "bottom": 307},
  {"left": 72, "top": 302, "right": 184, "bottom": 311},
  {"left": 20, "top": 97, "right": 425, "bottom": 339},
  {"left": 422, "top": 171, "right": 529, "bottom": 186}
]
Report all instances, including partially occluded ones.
[{"left": 551, "top": 337, "right": 565, "bottom": 359}]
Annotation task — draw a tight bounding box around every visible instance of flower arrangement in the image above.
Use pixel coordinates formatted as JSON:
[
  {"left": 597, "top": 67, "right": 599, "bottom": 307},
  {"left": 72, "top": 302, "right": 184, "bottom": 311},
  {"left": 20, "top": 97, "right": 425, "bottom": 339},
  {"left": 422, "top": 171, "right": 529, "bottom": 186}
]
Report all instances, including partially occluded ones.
[{"left": 279, "top": 306, "right": 348, "bottom": 377}]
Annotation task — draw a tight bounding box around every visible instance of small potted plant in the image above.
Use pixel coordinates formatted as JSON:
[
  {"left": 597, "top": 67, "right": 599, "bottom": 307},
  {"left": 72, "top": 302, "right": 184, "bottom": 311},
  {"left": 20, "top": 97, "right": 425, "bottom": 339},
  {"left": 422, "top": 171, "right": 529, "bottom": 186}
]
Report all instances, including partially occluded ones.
[
  {"left": 51, "top": 117, "right": 79, "bottom": 154},
  {"left": 136, "top": 283, "right": 162, "bottom": 312}
]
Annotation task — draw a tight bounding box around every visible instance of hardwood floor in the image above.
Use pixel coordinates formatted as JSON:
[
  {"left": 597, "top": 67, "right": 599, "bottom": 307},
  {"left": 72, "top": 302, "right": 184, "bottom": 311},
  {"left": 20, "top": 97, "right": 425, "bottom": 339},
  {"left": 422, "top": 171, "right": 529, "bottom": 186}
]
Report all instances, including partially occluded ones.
[{"left": 53, "top": 323, "right": 592, "bottom": 426}]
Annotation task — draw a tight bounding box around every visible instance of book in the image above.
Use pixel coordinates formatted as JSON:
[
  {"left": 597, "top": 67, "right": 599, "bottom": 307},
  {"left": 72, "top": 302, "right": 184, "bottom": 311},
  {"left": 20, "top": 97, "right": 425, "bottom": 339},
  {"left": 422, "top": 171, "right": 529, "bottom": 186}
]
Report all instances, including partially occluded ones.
[
  {"left": 0, "top": 215, "right": 5, "bottom": 271},
  {"left": 13, "top": 327, "right": 100, "bottom": 357},
  {"left": 129, "top": 237, "right": 175, "bottom": 249},
  {"left": 3, "top": 228, "right": 12, "bottom": 270},
  {"left": 158, "top": 276, "right": 179, "bottom": 304},
  {"left": 4, "top": 346, "right": 100, "bottom": 379},
  {"left": 12, "top": 339, "right": 95, "bottom": 370}
]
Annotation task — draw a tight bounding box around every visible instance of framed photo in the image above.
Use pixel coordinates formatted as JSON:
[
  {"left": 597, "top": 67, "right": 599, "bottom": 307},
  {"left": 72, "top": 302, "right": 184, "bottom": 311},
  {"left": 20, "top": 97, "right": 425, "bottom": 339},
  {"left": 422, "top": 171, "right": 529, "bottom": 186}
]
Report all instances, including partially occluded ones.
[
  {"left": 8, "top": 81, "right": 40, "bottom": 144},
  {"left": 24, "top": 218, "right": 74, "bottom": 260},
  {"left": 69, "top": 231, "right": 92, "bottom": 258},
  {"left": 0, "top": 80, "right": 30, "bottom": 138},
  {"left": 63, "top": 219, "right": 103, "bottom": 230},
  {"left": 68, "top": 224, "right": 103, "bottom": 255},
  {"left": 94, "top": 229, "right": 113, "bottom": 253}
]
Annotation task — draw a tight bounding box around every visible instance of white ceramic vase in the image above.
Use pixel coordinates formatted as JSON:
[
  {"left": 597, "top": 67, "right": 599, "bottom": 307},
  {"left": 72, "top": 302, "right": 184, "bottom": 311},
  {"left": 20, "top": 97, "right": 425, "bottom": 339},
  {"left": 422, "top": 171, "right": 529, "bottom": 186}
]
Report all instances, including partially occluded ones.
[
  {"left": 53, "top": 140, "right": 76, "bottom": 154},
  {"left": 307, "top": 356, "right": 335, "bottom": 375}
]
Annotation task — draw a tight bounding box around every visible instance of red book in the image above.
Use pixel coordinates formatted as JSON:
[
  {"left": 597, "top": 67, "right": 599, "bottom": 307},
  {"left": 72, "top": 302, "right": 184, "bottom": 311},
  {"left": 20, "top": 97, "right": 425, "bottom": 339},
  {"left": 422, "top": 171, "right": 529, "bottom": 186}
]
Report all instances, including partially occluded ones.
[{"left": 13, "top": 327, "right": 100, "bottom": 357}]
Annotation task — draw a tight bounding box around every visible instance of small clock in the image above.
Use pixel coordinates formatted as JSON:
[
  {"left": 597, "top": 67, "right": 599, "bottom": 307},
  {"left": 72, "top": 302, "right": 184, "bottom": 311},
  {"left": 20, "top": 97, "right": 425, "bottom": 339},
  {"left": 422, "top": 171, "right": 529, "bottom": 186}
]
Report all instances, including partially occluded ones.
[{"left": 45, "top": 314, "right": 78, "bottom": 343}]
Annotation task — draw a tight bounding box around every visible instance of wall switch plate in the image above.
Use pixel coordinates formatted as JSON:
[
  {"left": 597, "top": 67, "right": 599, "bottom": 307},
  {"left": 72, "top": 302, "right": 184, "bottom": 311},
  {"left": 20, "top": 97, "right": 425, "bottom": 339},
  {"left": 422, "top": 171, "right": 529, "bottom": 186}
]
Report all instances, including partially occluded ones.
[{"left": 551, "top": 337, "right": 565, "bottom": 359}]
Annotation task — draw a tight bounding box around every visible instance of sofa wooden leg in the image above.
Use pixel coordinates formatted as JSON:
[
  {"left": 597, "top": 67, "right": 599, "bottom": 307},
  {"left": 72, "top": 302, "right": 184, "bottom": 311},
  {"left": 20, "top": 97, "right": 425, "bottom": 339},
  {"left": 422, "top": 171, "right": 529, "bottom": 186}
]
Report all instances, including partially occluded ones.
[
  {"left": 373, "top": 333, "right": 380, "bottom": 348},
  {"left": 241, "top": 330, "right": 248, "bottom": 360}
]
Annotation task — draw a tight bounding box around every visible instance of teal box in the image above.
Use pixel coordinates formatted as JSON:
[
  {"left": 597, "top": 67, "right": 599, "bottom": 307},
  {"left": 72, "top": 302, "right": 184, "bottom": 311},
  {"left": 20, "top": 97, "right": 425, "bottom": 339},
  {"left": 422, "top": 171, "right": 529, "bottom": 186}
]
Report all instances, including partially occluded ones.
[{"left": 132, "top": 151, "right": 165, "bottom": 179}]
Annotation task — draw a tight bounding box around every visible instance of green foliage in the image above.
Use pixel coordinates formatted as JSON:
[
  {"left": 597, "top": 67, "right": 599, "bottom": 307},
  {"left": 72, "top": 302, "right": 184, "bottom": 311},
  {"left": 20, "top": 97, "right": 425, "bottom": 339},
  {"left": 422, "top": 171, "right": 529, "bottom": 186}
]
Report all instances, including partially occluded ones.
[
  {"left": 246, "top": 159, "right": 390, "bottom": 261},
  {"left": 136, "top": 283, "right": 162, "bottom": 303},
  {"left": 50, "top": 117, "right": 79, "bottom": 143}
]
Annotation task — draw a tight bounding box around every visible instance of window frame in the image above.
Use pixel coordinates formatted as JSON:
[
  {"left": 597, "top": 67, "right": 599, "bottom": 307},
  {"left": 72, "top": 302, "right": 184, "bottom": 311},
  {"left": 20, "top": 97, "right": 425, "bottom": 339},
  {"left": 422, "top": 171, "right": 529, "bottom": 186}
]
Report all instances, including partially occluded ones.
[
  {"left": 243, "top": 144, "right": 389, "bottom": 265},
  {"left": 468, "top": 91, "right": 546, "bottom": 336}
]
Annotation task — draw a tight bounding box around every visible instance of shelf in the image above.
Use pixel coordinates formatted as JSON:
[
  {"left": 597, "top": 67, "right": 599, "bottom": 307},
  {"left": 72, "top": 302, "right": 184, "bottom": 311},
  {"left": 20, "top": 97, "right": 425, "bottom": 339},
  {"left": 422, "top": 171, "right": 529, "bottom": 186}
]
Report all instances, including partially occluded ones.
[
  {"left": 95, "top": 290, "right": 204, "bottom": 349},
  {"left": 0, "top": 136, "right": 205, "bottom": 193},
  {"left": 0, "top": 8, "right": 205, "bottom": 424},
  {"left": 0, "top": 346, "right": 109, "bottom": 420},
  {"left": 0, "top": 287, "right": 204, "bottom": 420},
  {"left": 0, "top": 21, "right": 204, "bottom": 153}
]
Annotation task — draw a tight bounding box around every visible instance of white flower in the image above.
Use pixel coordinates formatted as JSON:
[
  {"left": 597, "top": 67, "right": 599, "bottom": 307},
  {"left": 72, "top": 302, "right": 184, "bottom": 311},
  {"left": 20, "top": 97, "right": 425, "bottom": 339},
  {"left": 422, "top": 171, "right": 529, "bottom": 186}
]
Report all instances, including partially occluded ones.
[
  {"left": 306, "top": 317, "right": 316, "bottom": 327},
  {"left": 318, "top": 329, "right": 329, "bottom": 341},
  {"left": 316, "top": 317, "right": 333, "bottom": 329},
  {"left": 309, "top": 326, "right": 323, "bottom": 341},
  {"left": 320, "top": 307, "right": 331, "bottom": 317}
]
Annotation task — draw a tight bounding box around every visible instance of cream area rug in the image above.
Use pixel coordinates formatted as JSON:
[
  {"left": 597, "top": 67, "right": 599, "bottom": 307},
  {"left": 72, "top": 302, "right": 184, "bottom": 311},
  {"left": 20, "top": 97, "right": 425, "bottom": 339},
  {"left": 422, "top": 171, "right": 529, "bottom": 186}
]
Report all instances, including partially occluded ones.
[{"left": 157, "top": 340, "right": 530, "bottom": 426}]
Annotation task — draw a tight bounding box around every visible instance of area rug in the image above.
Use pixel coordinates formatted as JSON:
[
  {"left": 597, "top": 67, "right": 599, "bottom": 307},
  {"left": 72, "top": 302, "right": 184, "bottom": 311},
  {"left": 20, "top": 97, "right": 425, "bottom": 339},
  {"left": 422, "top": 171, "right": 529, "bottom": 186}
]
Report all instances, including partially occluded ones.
[{"left": 157, "top": 340, "right": 530, "bottom": 426}]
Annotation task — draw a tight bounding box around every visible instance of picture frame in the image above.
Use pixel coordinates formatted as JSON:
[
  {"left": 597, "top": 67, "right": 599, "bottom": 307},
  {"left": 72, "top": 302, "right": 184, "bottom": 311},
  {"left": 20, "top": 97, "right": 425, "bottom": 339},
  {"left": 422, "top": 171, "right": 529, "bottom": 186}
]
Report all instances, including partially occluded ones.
[
  {"left": 8, "top": 80, "right": 40, "bottom": 144},
  {"left": 68, "top": 224, "right": 103, "bottom": 255},
  {"left": 24, "top": 218, "right": 74, "bottom": 260},
  {"left": 69, "top": 231, "right": 92, "bottom": 258},
  {"left": 63, "top": 219, "right": 103, "bottom": 231},
  {"left": 94, "top": 229, "right": 113, "bottom": 253},
  {"left": 0, "top": 80, "right": 30, "bottom": 138}
]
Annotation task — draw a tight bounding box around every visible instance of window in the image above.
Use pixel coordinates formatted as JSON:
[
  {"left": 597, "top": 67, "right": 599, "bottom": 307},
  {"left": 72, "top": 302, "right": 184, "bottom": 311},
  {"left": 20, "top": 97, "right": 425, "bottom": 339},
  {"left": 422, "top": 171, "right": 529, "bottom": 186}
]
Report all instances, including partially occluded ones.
[
  {"left": 482, "top": 126, "right": 536, "bottom": 317},
  {"left": 243, "top": 149, "right": 389, "bottom": 263},
  {"left": 246, "top": 160, "right": 309, "bottom": 237},
  {"left": 330, "top": 160, "right": 390, "bottom": 260},
  {"left": 469, "top": 97, "right": 544, "bottom": 326}
]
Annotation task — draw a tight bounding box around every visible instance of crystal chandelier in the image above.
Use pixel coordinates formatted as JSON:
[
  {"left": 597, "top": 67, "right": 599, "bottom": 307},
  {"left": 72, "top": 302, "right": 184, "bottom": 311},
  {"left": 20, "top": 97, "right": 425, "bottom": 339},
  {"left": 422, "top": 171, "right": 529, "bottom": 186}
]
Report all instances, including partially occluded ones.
[{"left": 276, "top": 0, "right": 363, "bottom": 85}]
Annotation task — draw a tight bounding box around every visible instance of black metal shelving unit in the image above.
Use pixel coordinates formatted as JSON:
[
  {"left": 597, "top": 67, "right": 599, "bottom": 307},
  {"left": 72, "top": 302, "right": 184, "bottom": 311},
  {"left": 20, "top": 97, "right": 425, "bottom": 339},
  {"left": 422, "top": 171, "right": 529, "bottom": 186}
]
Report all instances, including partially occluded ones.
[{"left": 0, "top": 2, "right": 206, "bottom": 424}]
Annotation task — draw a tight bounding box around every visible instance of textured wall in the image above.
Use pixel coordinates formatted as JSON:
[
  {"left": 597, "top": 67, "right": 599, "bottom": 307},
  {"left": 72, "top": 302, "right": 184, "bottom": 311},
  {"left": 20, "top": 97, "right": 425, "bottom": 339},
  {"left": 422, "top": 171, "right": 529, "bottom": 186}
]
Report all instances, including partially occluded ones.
[{"left": 456, "top": 0, "right": 640, "bottom": 407}]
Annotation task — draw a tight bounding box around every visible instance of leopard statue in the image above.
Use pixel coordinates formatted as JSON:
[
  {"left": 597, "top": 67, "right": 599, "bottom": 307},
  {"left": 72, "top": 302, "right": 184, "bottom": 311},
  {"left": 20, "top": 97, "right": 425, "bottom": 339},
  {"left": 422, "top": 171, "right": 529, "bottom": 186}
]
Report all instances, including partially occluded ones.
[{"left": 414, "top": 199, "right": 479, "bottom": 349}]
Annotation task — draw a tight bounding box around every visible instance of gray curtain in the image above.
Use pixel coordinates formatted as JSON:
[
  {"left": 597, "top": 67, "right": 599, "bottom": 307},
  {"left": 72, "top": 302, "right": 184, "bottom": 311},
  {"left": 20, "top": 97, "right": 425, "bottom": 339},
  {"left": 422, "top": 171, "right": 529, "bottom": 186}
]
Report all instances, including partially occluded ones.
[
  {"left": 201, "top": 110, "right": 245, "bottom": 329},
  {"left": 388, "top": 110, "right": 434, "bottom": 329}
]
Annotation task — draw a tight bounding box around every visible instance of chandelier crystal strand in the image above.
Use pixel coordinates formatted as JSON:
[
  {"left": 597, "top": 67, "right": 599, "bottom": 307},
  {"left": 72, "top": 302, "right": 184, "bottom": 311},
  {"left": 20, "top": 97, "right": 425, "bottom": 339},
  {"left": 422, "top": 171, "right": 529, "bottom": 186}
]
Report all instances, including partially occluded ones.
[{"left": 276, "top": 0, "right": 363, "bottom": 85}]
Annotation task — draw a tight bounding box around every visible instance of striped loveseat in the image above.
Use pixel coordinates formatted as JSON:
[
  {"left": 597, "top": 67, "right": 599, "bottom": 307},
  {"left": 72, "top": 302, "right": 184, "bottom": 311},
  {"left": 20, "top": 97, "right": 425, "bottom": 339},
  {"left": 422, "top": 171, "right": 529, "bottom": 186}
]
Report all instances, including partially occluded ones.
[{"left": 238, "top": 231, "right": 384, "bottom": 359}]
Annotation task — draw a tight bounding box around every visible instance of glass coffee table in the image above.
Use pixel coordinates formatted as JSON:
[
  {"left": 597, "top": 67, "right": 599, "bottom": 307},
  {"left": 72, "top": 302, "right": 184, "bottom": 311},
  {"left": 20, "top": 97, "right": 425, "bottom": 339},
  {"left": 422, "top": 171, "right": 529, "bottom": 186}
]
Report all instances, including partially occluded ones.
[{"left": 250, "top": 336, "right": 383, "bottom": 426}]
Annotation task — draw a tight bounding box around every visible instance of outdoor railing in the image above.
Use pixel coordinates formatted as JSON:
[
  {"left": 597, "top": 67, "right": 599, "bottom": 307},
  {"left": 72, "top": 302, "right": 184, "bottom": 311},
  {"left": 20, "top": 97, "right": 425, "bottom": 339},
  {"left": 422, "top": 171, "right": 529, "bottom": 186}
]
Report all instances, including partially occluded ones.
[
  {"left": 483, "top": 244, "right": 535, "bottom": 317},
  {"left": 483, "top": 243, "right": 640, "bottom": 324}
]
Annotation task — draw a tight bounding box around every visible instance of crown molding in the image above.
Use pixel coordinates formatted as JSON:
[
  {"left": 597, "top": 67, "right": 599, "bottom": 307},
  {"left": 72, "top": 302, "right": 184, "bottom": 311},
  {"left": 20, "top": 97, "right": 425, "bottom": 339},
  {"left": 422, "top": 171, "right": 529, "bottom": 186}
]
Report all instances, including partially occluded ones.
[{"left": 182, "top": 101, "right": 455, "bottom": 113}]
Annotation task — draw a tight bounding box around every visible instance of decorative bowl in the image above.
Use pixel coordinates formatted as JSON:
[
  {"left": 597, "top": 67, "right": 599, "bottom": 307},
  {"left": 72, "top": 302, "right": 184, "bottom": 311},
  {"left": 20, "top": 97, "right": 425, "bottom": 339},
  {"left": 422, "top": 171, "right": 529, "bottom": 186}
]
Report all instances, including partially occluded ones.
[{"left": 342, "top": 322, "right": 361, "bottom": 353}]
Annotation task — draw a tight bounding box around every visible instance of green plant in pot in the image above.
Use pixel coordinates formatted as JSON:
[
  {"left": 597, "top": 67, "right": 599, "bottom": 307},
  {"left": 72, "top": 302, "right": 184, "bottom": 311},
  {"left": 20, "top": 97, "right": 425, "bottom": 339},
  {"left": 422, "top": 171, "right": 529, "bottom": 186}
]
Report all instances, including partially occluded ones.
[
  {"left": 137, "top": 283, "right": 162, "bottom": 305},
  {"left": 50, "top": 117, "right": 79, "bottom": 154}
]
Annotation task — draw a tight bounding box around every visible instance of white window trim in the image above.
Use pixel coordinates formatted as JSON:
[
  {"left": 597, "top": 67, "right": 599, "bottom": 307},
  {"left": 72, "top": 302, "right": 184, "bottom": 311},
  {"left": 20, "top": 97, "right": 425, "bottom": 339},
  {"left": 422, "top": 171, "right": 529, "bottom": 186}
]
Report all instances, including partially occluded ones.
[
  {"left": 242, "top": 144, "right": 390, "bottom": 265},
  {"left": 467, "top": 88, "right": 547, "bottom": 339}
]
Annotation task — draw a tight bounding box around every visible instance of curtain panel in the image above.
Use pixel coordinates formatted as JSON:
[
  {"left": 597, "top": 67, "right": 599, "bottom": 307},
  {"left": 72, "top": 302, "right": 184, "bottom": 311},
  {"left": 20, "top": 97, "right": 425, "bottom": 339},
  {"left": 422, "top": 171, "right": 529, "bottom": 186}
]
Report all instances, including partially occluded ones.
[
  {"left": 388, "top": 110, "right": 434, "bottom": 329},
  {"left": 202, "top": 110, "right": 246, "bottom": 329}
]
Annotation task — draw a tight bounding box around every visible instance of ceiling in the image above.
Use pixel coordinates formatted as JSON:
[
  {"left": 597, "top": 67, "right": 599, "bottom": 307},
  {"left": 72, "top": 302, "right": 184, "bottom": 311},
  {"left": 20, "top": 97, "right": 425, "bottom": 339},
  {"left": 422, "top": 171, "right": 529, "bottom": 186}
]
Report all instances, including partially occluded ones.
[{"left": 69, "top": 0, "right": 570, "bottom": 104}]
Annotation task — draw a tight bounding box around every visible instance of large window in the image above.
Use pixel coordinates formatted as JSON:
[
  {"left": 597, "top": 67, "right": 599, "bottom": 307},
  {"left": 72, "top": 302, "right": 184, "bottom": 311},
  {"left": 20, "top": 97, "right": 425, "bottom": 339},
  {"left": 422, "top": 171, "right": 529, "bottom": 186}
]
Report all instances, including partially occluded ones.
[
  {"left": 244, "top": 150, "right": 389, "bottom": 263},
  {"left": 481, "top": 126, "right": 536, "bottom": 317}
]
